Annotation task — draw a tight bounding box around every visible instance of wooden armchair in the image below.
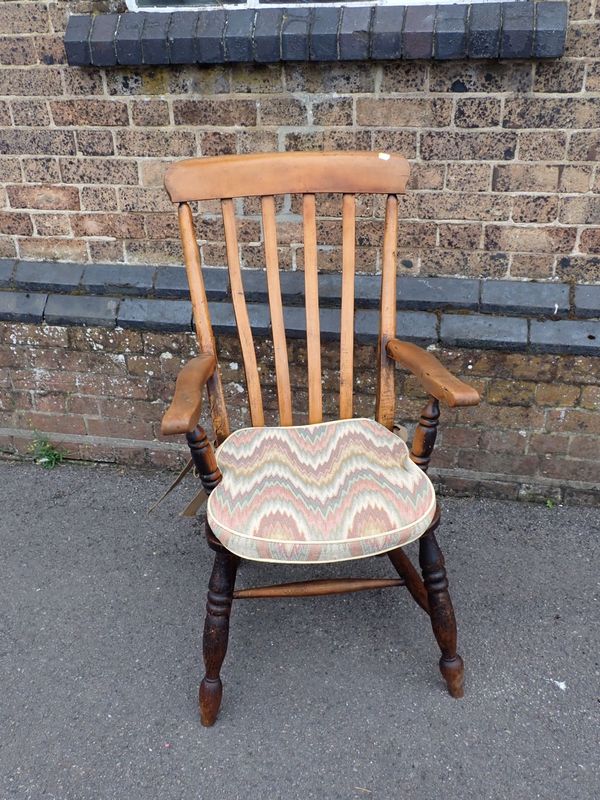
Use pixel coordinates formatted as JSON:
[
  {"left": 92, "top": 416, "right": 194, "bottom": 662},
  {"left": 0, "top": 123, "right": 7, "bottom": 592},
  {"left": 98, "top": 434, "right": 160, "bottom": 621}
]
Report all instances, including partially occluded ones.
[{"left": 160, "top": 152, "right": 480, "bottom": 726}]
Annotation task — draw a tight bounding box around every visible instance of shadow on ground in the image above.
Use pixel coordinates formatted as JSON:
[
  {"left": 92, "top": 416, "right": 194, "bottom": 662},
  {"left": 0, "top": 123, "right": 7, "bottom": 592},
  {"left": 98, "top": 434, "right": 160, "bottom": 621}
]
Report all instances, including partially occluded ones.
[{"left": 1, "top": 461, "right": 599, "bottom": 800}]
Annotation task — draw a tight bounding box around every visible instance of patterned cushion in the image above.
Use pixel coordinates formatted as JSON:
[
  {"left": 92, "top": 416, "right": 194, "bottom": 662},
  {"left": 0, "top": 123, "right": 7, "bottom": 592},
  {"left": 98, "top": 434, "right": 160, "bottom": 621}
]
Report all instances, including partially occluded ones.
[{"left": 207, "top": 418, "right": 436, "bottom": 564}]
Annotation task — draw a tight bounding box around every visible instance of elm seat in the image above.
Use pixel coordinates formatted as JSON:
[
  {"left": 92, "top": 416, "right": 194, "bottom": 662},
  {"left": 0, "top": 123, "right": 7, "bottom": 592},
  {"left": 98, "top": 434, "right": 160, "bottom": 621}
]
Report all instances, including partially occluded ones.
[{"left": 207, "top": 418, "right": 437, "bottom": 564}]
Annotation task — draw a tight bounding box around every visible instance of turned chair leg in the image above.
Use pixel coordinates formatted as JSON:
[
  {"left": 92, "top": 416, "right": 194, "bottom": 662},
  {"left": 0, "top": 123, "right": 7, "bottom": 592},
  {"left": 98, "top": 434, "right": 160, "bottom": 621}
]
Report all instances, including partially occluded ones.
[
  {"left": 199, "top": 548, "right": 240, "bottom": 726},
  {"left": 419, "top": 526, "right": 464, "bottom": 698}
]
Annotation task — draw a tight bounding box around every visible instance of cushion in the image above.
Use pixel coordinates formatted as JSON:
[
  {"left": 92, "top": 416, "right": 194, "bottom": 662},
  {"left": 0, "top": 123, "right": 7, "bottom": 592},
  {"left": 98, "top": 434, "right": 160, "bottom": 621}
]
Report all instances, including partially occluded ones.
[{"left": 207, "top": 418, "right": 436, "bottom": 564}]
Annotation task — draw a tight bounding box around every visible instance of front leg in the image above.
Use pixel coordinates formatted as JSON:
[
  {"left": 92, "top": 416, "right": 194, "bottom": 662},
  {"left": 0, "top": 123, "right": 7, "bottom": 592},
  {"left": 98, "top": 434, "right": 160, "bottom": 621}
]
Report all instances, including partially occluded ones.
[
  {"left": 199, "top": 543, "right": 240, "bottom": 726},
  {"left": 419, "top": 517, "right": 464, "bottom": 698}
]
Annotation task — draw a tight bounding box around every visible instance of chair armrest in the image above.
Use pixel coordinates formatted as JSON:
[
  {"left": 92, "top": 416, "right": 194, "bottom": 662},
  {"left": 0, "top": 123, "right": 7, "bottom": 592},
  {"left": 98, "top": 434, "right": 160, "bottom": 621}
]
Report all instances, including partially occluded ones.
[
  {"left": 161, "top": 354, "right": 217, "bottom": 436},
  {"left": 386, "top": 339, "right": 480, "bottom": 408}
]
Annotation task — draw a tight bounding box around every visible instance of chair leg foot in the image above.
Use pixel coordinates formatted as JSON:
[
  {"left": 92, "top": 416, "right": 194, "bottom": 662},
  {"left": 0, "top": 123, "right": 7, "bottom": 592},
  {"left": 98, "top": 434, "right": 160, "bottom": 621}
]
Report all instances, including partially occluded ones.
[
  {"left": 439, "top": 655, "right": 464, "bottom": 699},
  {"left": 199, "top": 678, "right": 223, "bottom": 727},
  {"left": 419, "top": 526, "right": 464, "bottom": 699},
  {"left": 199, "top": 549, "right": 239, "bottom": 727}
]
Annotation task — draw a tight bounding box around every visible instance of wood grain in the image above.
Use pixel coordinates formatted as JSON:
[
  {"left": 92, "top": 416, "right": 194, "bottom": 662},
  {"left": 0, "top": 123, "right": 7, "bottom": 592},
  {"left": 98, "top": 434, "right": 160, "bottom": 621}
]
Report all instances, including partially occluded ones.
[
  {"left": 178, "top": 202, "right": 229, "bottom": 443},
  {"left": 339, "top": 193, "right": 355, "bottom": 419},
  {"left": 375, "top": 194, "right": 398, "bottom": 430},
  {"left": 165, "top": 151, "right": 410, "bottom": 202},
  {"left": 303, "top": 193, "right": 322, "bottom": 424},
  {"left": 262, "top": 194, "right": 293, "bottom": 426},
  {"left": 222, "top": 198, "right": 265, "bottom": 427}
]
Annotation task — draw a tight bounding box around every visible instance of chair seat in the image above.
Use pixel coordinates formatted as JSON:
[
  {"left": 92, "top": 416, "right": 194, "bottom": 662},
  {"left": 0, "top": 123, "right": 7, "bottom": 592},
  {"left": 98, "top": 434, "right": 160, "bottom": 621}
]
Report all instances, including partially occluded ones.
[{"left": 207, "top": 418, "right": 436, "bottom": 564}]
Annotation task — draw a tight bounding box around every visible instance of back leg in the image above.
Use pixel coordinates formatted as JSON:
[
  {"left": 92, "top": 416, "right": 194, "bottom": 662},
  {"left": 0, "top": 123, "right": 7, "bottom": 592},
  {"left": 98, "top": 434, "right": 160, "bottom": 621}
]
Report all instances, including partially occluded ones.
[{"left": 419, "top": 525, "right": 464, "bottom": 698}]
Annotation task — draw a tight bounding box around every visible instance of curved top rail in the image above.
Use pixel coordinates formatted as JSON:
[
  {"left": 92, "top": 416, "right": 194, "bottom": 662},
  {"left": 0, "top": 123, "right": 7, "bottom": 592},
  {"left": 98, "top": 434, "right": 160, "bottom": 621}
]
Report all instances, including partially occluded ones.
[{"left": 164, "top": 151, "right": 410, "bottom": 202}]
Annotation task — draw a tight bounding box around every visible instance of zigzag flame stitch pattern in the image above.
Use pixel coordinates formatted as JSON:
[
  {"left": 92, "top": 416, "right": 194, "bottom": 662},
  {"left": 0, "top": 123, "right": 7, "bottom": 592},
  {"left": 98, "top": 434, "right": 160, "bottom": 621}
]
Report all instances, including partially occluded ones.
[{"left": 207, "top": 418, "right": 437, "bottom": 564}]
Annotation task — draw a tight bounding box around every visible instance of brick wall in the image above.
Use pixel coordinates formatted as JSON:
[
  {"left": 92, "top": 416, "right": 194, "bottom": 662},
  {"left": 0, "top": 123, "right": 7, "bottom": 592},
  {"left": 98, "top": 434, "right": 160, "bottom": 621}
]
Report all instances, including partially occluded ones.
[
  {"left": 1, "top": 1, "right": 599, "bottom": 505},
  {"left": 0, "top": 0, "right": 599, "bottom": 281},
  {"left": 1, "top": 321, "right": 599, "bottom": 505}
]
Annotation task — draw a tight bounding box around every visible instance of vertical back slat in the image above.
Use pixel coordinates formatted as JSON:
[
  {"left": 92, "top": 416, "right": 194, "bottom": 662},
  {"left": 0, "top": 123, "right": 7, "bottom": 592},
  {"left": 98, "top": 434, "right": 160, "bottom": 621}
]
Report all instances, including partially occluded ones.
[
  {"left": 261, "top": 195, "right": 293, "bottom": 426},
  {"left": 375, "top": 194, "right": 398, "bottom": 429},
  {"left": 339, "top": 193, "right": 356, "bottom": 419},
  {"left": 221, "top": 198, "right": 265, "bottom": 427},
  {"left": 302, "top": 193, "right": 322, "bottom": 424},
  {"left": 178, "top": 202, "right": 230, "bottom": 443}
]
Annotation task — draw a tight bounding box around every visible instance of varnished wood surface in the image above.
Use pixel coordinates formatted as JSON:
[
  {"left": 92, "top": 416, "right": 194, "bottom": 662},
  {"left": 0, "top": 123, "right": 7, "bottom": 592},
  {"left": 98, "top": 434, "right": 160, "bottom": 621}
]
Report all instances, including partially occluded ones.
[
  {"left": 386, "top": 339, "right": 480, "bottom": 408},
  {"left": 375, "top": 194, "right": 398, "bottom": 430},
  {"left": 339, "top": 193, "right": 356, "bottom": 419},
  {"left": 165, "top": 151, "right": 410, "bottom": 202},
  {"left": 262, "top": 195, "right": 293, "bottom": 426},
  {"left": 410, "top": 397, "right": 441, "bottom": 473},
  {"left": 160, "top": 354, "right": 216, "bottom": 436},
  {"left": 388, "top": 547, "right": 430, "bottom": 614},
  {"left": 161, "top": 152, "right": 471, "bottom": 726},
  {"left": 233, "top": 577, "right": 405, "bottom": 599},
  {"left": 222, "top": 198, "right": 265, "bottom": 427},
  {"left": 178, "top": 202, "right": 230, "bottom": 443},
  {"left": 303, "top": 193, "right": 323, "bottom": 424}
]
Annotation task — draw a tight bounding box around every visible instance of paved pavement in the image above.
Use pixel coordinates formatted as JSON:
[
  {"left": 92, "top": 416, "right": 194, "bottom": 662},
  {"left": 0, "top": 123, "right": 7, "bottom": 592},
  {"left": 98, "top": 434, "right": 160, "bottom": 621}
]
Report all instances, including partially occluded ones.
[{"left": 1, "top": 460, "right": 599, "bottom": 800}]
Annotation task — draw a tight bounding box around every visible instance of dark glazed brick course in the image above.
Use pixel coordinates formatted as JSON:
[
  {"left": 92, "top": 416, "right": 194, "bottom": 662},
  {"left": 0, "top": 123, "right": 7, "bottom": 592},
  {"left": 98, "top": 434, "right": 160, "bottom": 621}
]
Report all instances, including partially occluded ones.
[
  {"left": 119, "top": 298, "right": 192, "bottom": 332},
  {"left": 224, "top": 10, "right": 255, "bottom": 63},
  {"left": 169, "top": 12, "right": 200, "bottom": 65},
  {"left": 0, "top": 259, "right": 16, "bottom": 288},
  {"left": 441, "top": 313, "right": 529, "bottom": 350},
  {"left": 403, "top": 6, "right": 435, "bottom": 60},
  {"left": 14, "top": 261, "right": 84, "bottom": 293},
  {"left": 82, "top": 264, "right": 156, "bottom": 296},
  {"left": 339, "top": 7, "right": 372, "bottom": 62},
  {"left": 89, "top": 13, "right": 118, "bottom": 68},
  {"left": 574, "top": 286, "right": 600, "bottom": 319},
  {"left": 435, "top": 4, "right": 468, "bottom": 60},
  {"left": 481, "top": 280, "right": 570, "bottom": 316},
  {"left": 45, "top": 295, "right": 119, "bottom": 327},
  {"left": 141, "top": 12, "right": 170, "bottom": 65},
  {"left": 281, "top": 9, "right": 311, "bottom": 62},
  {"left": 1, "top": 263, "right": 597, "bottom": 354},
  {"left": 310, "top": 8, "right": 340, "bottom": 62},
  {"left": 398, "top": 277, "right": 480, "bottom": 310},
  {"left": 535, "top": 1, "right": 568, "bottom": 58},
  {"left": 530, "top": 320, "right": 600, "bottom": 355},
  {"left": 501, "top": 2, "right": 534, "bottom": 59},
  {"left": 115, "top": 11, "right": 144, "bottom": 66},
  {"left": 64, "top": 4, "right": 568, "bottom": 66},
  {"left": 371, "top": 6, "right": 404, "bottom": 61},
  {"left": 63, "top": 14, "right": 92, "bottom": 67},
  {"left": 0, "top": 291, "right": 47, "bottom": 323},
  {"left": 468, "top": 3, "right": 502, "bottom": 59},
  {"left": 196, "top": 10, "right": 225, "bottom": 64},
  {"left": 254, "top": 9, "right": 283, "bottom": 63}
]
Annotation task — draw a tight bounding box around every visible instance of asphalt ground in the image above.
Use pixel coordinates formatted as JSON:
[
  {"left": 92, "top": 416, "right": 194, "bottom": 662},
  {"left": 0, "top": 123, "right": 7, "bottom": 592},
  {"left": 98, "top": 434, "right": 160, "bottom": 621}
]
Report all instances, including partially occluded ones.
[{"left": 1, "top": 460, "right": 599, "bottom": 800}]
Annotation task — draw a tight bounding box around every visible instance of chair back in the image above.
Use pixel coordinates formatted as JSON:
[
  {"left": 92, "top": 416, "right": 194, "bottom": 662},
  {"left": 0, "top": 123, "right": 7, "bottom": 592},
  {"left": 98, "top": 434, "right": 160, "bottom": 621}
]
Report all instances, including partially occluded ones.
[{"left": 164, "top": 151, "right": 410, "bottom": 443}]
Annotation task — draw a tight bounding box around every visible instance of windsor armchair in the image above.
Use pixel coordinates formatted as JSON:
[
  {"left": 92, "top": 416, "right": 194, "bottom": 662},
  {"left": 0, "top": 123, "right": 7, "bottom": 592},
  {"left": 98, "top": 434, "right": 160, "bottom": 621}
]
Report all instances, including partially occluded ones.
[{"left": 160, "top": 151, "right": 480, "bottom": 726}]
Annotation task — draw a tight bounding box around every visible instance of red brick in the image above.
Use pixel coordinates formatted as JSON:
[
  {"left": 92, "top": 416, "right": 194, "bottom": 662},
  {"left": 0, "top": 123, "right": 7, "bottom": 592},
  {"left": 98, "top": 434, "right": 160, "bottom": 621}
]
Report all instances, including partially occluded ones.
[
  {"left": 17, "top": 411, "right": 87, "bottom": 436},
  {"left": 59, "top": 157, "right": 138, "bottom": 186},
  {"left": 130, "top": 99, "right": 170, "bottom": 127},
  {"left": 71, "top": 213, "right": 146, "bottom": 239},
  {"left": 173, "top": 99, "right": 257, "bottom": 127},
  {"left": 0, "top": 211, "right": 33, "bottom": 235},
  {"left": 19, "top": 237, "right": 87, "bottom": 262},
  {"left": 535, "top": 384, "right": 580, "bottom": 407},
  {"left": 116, "top": 130, "right": 195, "bottom": 157},
  {"left": 0, "top": 37, "right": 38, "bottom": 65},
  {"left": 0, "top": 66, "right": 61, "bottom": 95},
  {"left": 7, "top": 184, "right": 79, "bottom": 211},
  {"left": 33, "top": 213, "right": 71, "bottom": 237},
  {"left": 356, "top": 98, "right": 451, "bottom": 127},
  {"left": 546, "top": 409, "right": 600, "bottom": 435},
  {"left": 85, "top": 417, "right": 155, "bottom": 440},
  {"left": 50, "top": 100, "right": 129, "bottom": 127}
]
